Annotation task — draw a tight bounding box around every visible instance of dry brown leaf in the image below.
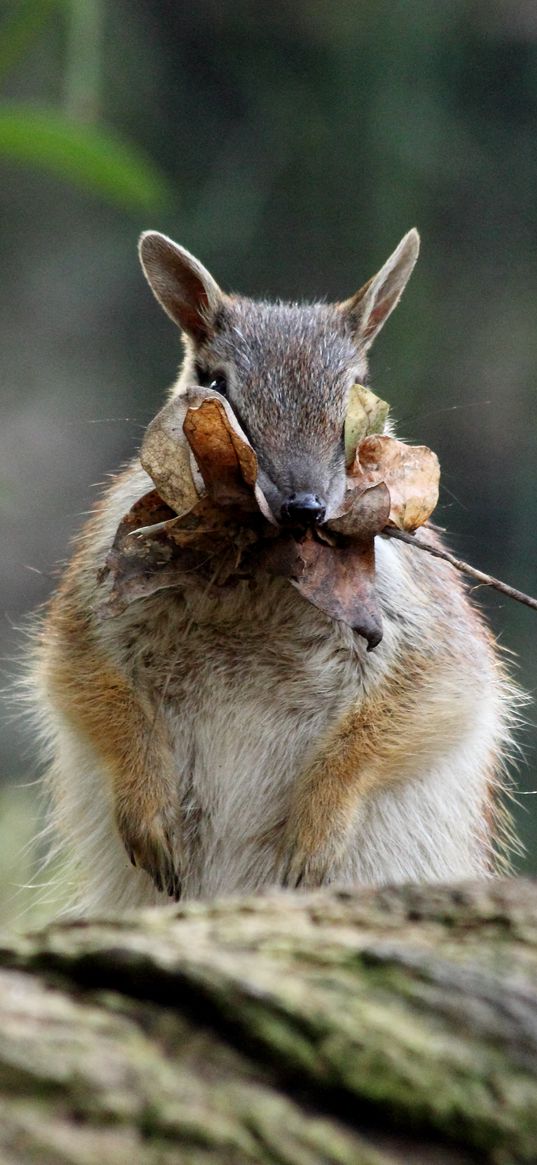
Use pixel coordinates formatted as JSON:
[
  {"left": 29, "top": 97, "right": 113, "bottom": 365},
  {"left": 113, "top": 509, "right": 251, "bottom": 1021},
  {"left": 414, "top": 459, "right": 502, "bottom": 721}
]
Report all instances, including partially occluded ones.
[
  {"left": 97, "top": 491, "right": 248, "bottom": 616},
  {"left": 327, "top": 480, "right": 391, "bottom": 539},
  {"left": 183, "top": 393, "right": 258, "bottom": 507},
  {"left": 96, "top": 490, "right": 185, "bottom": 616},
  {"left": 357, "top": 435, "right": 440, "bottom": 531},
  {"left": 107, "top": 490, "right": 178, "bottom": 548},
  {"left": 140, "top": 397, "right": 201, "bottom": 517},
  {"left": 99, "top": 487, "right": 384, "bottom": 645},
  {"left": 141, "top": 386, "right": 277, "bottom": 523},
  {"left": 258, "top": 531, "right": 383, "bottom": 649},
  {"left": 103, "top": 385, "right": 440, "bottom": 648}
]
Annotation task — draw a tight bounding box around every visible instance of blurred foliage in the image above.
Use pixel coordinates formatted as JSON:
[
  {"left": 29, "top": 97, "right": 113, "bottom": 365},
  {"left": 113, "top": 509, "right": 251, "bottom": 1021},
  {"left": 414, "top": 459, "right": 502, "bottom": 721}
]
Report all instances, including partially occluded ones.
[
  {"left": 0, "top": 0, "right": 61, "bottom": 83},
  {"left": 0, "top": 105, "right": 171, "bottom": 211},
  {"left": 0, "top": 0, "right": 536, "bottom": 926},
  {"left": 0, "top": 0, "right": 170, "bottom": 210}
]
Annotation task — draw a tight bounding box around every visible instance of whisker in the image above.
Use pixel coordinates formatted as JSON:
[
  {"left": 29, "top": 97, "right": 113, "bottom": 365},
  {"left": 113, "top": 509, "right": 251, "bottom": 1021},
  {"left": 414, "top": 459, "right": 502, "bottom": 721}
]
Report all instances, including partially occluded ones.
[
  {"left": 397, "top": 398, "right": 491, "bottom": 427},
  {"left": 438, "top": 484, "right": 469, "bottom": 512},
  {"left": 84, "top": 417, "right": 145, "bottom": 425}
]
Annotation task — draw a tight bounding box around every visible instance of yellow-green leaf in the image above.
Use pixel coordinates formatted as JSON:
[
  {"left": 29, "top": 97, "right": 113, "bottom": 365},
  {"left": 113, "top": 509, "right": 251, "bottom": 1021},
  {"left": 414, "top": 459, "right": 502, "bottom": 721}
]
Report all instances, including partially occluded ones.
[
  {"left": 0, "top": 105, "right": 171, "bottom": 212},
  {"left": 344, "top": 384, "right": 390, "bottom": 468}
]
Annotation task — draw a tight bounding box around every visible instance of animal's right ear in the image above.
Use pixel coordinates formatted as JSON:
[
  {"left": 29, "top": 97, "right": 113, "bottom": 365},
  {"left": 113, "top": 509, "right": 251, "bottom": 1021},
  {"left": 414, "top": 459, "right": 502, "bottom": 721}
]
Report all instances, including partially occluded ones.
[
  {"left": 339, "top": 229, "right": 420, "bottom": 351},
  {"left": 138, "top": 231, "right": 224, "bottom": 342}
]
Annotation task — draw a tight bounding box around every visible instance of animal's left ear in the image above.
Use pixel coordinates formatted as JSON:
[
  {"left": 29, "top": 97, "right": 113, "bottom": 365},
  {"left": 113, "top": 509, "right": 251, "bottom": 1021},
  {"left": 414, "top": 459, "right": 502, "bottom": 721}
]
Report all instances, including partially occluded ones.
[
  {"left": 139, "top": 231, "right": 224, "bottom": 343},
  {"left": 339, "top": 229, "right": 420, "bottom": 350}
]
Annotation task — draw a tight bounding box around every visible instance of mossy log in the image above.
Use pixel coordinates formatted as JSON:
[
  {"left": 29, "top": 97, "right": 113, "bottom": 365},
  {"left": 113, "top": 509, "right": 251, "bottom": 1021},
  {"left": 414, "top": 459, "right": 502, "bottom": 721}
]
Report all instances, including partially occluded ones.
[{"left": 0, "top": 879, "right": 536, "bottom": 1164}]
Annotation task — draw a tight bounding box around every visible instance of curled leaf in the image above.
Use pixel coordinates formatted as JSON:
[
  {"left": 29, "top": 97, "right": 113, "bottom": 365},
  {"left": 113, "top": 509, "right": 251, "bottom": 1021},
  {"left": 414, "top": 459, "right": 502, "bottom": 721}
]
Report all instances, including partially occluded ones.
[
  {"left": 141, "top": 397, "right": 200, "bottom": 517},
  {"left": 141, "top": 386, "right": 273, "bottom": 518},
  {"left": 344, "top": 383, "right": 390, "bottom": 468},
  {"left": 358, "top": 435, "right": 440, "bottom": 531},
  {"left": 183, "top": 391, "right": 258, "bottom": 506},
  {"left": 327, "top": 480, "right": 391, "bottom": 539}
]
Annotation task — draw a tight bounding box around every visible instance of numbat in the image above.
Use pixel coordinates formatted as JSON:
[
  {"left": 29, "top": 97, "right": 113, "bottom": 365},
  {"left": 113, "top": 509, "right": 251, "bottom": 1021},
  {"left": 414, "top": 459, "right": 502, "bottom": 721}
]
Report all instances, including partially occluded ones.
[{"left": 31, "top": 229, "right": 519, "bottom": 913}]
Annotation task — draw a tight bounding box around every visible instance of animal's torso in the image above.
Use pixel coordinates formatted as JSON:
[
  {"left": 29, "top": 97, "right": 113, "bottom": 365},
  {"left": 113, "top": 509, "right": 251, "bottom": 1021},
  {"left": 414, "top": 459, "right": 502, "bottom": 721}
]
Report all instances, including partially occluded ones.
[{"left": 36, "top": 461, "right": 513, "bottom": 912}]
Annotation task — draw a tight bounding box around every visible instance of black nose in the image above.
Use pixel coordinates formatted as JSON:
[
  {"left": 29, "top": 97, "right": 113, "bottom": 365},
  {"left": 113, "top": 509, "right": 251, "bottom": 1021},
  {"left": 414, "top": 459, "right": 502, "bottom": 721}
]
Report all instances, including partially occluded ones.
[{"left": 280, "top": 492, "right": 326, "bottom": 527}]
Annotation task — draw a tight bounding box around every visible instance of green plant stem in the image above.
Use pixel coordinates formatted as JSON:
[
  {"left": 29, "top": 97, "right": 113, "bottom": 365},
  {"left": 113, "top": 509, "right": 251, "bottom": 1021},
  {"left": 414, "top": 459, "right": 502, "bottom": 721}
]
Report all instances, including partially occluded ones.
[{"left": 64, "top": 0, "right": 103, "bottom": 123}]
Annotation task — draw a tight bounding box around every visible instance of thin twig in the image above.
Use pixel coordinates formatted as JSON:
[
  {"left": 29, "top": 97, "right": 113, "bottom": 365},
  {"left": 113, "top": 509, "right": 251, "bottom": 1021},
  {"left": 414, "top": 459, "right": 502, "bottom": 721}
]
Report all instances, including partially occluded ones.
[{"left": 382, "top": 526, "right": 537, "bottom": 612}]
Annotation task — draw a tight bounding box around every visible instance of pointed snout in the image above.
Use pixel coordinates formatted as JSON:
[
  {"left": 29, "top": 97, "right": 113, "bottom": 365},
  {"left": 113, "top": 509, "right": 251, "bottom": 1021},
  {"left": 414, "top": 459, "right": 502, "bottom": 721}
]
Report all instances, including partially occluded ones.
[{"left": 279, "top": 492, "right": 326, "bottom": 528}]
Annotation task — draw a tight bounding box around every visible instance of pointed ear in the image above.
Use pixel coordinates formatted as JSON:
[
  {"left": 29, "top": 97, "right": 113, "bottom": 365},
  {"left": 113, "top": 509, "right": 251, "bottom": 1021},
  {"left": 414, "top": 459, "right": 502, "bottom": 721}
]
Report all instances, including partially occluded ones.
[
  {"left": 339, "top": 229, "right": 420, "bottom": 351},
  {"left": 138, "top": 231, "right": 224, "bottom": 342}
]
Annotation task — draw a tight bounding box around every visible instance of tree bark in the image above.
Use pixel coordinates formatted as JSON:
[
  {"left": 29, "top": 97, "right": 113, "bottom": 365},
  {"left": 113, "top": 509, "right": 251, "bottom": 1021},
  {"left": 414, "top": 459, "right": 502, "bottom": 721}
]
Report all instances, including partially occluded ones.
[{"left": 0, "top": 878, "right": 536, "bottom": 1164}]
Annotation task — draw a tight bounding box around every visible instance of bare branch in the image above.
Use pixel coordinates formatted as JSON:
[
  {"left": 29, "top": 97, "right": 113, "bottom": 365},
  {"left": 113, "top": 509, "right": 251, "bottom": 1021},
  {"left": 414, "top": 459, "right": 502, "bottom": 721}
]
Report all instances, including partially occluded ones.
[{"left": 382, "top": 526, "right": 537, "bottom": 611}]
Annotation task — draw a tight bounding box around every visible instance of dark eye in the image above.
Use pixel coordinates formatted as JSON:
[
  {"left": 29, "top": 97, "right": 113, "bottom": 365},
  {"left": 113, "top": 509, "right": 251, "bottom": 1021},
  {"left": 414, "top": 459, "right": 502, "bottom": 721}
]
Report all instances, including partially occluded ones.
[
  {"left": 209, "top": 374, "right": 227, "bottom": 396},
  {"left": 195, "top": 363, "right": 227, "bottom": 396}
]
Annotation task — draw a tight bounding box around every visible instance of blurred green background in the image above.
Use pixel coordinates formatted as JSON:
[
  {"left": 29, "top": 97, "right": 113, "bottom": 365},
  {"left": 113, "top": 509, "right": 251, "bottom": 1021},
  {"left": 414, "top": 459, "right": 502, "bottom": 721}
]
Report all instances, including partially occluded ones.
[{"left": 1, "top": 0, "right": 536, "bottom": 928}]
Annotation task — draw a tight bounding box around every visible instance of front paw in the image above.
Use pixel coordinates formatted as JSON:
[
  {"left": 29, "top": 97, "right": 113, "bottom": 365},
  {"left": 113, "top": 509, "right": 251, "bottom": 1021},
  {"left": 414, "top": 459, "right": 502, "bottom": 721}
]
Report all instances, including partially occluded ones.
[
  {"left": 279, "top": 827, "right": 338, "bottom": 890},
  {"left": 117, "top": 805, "right": 183, "bottom": 901}
]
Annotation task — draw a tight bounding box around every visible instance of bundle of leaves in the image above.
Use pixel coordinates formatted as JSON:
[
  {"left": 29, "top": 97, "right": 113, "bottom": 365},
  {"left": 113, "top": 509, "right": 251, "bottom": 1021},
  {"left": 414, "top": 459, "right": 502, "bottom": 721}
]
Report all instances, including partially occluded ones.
[{"left": 99, "top": 386, "right": 440, "bottom": 650}]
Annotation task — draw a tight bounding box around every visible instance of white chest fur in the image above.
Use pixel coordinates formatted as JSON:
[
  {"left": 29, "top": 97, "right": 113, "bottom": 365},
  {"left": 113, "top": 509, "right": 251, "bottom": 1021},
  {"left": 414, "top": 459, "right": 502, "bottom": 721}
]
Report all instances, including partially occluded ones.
[{"left": 112, "top": 574, "right": 366, "bottom": 897}]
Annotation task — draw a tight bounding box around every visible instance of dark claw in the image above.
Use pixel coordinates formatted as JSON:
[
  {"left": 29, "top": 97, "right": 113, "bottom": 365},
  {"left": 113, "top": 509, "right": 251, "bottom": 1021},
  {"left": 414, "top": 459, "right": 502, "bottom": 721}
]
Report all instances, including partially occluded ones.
[
  {"left": 121, "top": 829, "right": 182, "bottom": 898},
  {"left": 281, "top": 854, "right": 305, "bottom": 889},
  {"left": 281, "top": 851, "right": 329, "bottom": 890},
  {"left": 168, "top": 868, "right": 182, "bottom": 901}
]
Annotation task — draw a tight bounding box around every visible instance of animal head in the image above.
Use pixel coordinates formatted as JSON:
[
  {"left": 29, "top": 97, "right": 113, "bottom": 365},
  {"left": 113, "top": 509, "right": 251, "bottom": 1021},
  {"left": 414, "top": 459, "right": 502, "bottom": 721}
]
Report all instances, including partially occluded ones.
[{"left": 139, "top": 228, "right": 419, "bottom": 525}]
